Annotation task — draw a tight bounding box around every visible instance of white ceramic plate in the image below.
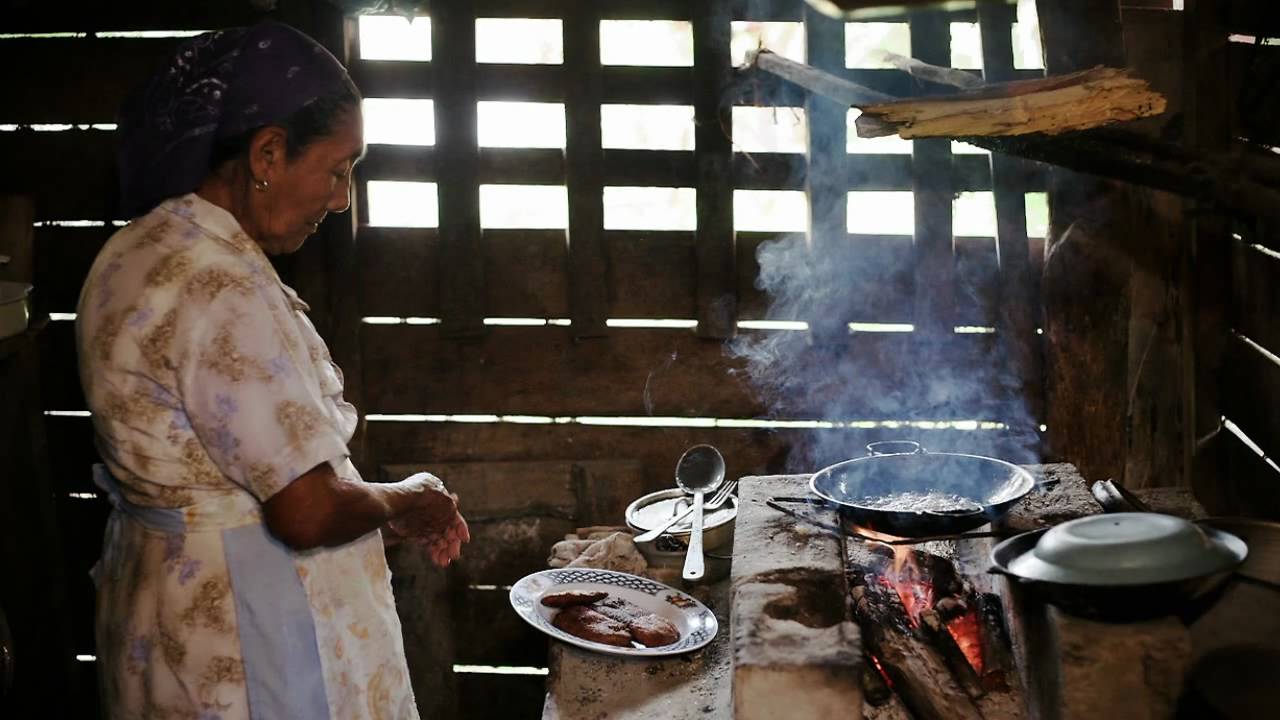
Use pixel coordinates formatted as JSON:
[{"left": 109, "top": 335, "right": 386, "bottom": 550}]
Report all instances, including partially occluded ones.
[{"left": 508, "top": 568, "right": 718, "bottom": 657}]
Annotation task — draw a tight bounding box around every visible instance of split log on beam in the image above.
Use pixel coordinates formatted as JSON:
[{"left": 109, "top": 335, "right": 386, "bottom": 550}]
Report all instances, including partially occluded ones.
[
  {"left": 855, "top": 66, "right": 1167, "bottom": 139},
  {"left": 748, "top": 50, "right": 1280, "bottom": 221},
  {"left": 851, "top": 582, "right": 984, "bottom": 720}
]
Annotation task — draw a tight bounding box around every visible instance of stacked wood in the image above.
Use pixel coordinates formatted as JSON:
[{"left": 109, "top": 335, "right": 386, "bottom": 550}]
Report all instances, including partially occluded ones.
[{"left": 854, "top": 67, "right": 1167, "bottom": 140}]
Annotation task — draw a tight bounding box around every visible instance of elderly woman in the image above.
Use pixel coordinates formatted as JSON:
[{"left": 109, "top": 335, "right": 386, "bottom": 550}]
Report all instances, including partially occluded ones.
[{"left": 75, "top": 22, "right": 465, "bottom": 719}]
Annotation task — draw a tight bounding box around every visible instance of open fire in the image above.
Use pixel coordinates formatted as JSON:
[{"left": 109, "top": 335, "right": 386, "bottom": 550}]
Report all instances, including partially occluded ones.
[
  {"left": 861, "top": 532, "right": 988, "bottom": 677},
  {"left": 845, "top": 525, "right": 1025, "bottom": 720}
]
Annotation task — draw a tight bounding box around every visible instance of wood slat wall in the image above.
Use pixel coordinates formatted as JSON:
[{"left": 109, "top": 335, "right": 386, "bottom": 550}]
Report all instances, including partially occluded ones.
[
  {"left": 6, "top": 1, "right": 1051, "bottom": 717},
  {"left": 1222, "top": 227, "right": 1280, "bottom": 518}
]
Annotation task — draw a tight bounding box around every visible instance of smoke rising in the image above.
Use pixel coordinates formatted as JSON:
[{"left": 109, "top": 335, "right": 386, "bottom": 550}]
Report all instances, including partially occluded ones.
[{"left": 728, "top": 232, "right": 1042, "bottom": 472}]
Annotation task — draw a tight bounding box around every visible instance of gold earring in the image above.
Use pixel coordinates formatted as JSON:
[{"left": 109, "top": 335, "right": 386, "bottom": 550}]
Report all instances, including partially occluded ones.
[{"left": 254, "top": 179, "right": 269, "bottom": 192}]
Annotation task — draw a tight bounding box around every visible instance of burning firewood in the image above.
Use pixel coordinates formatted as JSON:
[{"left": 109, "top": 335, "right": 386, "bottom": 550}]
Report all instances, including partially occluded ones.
[{"left": 854, "top": 66, "right": 1166, "bottom": 139}]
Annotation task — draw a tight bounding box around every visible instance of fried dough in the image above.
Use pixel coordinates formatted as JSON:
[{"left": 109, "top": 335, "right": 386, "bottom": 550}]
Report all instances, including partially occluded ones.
[
  {"left": 540, "top": 590, "right": 609, "bottom": 607},
  {"left": 551, "top": 605, "right": 633, "bottom": 647}
]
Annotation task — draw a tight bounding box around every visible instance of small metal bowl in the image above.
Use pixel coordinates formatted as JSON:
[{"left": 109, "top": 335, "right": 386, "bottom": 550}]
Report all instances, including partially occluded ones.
[
  {"left": 1008, "top": 513, "right": 1247, "bottom": 586},
  {"left": 625, "top": 488, "right": 737, "bottom": 582}
]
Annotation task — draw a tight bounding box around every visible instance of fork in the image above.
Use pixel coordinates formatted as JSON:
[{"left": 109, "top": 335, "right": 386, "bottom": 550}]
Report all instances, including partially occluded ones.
[{"left": 634, "top": 480, "right": 738, "bottom": 544}]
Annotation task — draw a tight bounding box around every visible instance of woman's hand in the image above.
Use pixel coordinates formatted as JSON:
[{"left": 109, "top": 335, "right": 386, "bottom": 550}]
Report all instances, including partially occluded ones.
[{"left": 387, "top": 473, "right": 471, "bottom": 567}]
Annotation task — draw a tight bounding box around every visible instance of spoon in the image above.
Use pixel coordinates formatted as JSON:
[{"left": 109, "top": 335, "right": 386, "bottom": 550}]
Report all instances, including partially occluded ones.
[{"left": 675, "top": 444, "right": 726, "bottom": 582}]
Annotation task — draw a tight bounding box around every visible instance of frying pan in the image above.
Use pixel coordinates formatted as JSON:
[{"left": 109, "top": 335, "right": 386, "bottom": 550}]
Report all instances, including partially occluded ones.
[{"left": 806, "top": 441, "right": 1038, "bottom": 537}]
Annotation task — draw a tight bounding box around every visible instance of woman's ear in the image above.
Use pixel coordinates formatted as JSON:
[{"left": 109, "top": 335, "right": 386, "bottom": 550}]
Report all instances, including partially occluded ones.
[{"left": 248, "top": 126, "right": 289, "bottom": 184}]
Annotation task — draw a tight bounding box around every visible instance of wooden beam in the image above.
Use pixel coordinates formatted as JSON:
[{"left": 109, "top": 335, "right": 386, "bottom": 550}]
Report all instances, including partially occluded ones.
[
  {"left": 564, "top": 1, "right": 608, "bottom": 337},
  {"left": 1034, "top": 0, "right": 1131, "bottom": 485},
  {"left": 0, "top": 0, "right": 262, "bottom": 32},
  {"left": 693, "top": 1, "right": 736, "bottom": 339},
  {"left": 1182, "top": 0, "right": 1234, "bottom": 505},
  {"left": 0, "top": 37, "right": 180, "bottom": 123},
  {"left": 432, "top": 1, "right": 486, "bottom": 338},
  {"left": 803, "top": 6, "right": 850, "bottom": 341},
  {"left": 359, "top": 323, "right": 1005, "bottom": 418},
  {"left": 909, "top": 13, "right": 957, "bottom": 340},
  {"left": 978, "top": 0, "right": 1045, "bottom": 433}
]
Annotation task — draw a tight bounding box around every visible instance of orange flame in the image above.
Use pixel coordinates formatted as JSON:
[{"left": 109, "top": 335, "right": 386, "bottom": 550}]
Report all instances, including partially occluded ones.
[
  {"left": 870, "top": 653, "right": 894, "bottom": 688},
  {"left": 945, "top": 609, "right": 985, "bottom": 676},
  {"left": 884, "top": 545, "right": 933, "bottom": 627}
]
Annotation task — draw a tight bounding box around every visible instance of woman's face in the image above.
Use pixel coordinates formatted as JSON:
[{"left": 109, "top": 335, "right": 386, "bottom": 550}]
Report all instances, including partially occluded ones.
[{"left": 254, "top": 108, "right": 365, "bottom": 254}]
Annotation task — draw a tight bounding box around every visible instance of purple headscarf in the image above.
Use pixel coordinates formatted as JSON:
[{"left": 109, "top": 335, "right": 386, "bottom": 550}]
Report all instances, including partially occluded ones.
[{"left": 116, "top": 21, "right": 356, "bottom": 218}]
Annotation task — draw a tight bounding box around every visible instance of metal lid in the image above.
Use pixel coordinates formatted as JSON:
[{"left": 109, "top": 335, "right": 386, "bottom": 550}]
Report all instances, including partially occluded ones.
[
  {"left": 625, "top": 488, "right": 737, "bottom": 538},
  {"left": 1006, "top": 513, "right": 1248, "bottom": 586}
]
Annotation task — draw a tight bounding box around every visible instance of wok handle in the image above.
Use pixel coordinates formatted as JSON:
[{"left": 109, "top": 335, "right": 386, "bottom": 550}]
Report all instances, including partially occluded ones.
[{"left": 866, "top": 440, "right": 924, "bottom": 456}]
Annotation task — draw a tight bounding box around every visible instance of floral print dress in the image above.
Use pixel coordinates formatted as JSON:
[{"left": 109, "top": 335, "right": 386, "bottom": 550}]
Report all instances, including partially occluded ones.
[{"left": 76, "top": 194, "right": 419, "bottom": 720}]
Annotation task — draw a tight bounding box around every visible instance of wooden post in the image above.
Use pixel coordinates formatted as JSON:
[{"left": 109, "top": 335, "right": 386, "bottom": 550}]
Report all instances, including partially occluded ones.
[
  {"left": 1035, "top": 0, "right": 1132, "bottom": 482},
  {"left": 432, "top": 1, "right": 486, "bottom": 339},
  {"left": 978, "top": 1, "right": 1044, "bottom": 441},
  {"left": 693, "top": 2, "right": 736, "bottom": 340},
  {"left": 804, "top": 4, "right": 848, "bottom": 342},
  {"left": 908, "top": 13, "right": 956, "bottom": 341},
  {"left": 1182, "top": 0, "right": 1234, "bottom": 508},
  {"left": 564, "top": 0, "right": 609, "bottom": 338}
]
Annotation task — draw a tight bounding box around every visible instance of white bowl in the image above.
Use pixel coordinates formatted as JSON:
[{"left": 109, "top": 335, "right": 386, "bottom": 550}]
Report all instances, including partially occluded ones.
[
  {"left": 0, "top": 282, "right": 32, "bottom": 340},
  {"left": 1008, "top": 512, "right": 1247, "bottom": 586}
]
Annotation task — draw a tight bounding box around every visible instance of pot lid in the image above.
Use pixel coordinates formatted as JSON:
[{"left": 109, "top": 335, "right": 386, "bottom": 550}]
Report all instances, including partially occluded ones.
[{"left": 1004, "top": 513, "right": 1248, "bottom": 586}]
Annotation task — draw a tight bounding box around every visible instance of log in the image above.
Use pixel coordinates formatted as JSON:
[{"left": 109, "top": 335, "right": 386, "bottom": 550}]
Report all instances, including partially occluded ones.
[
  {"left": 855, "top": 66, "right": 1167, "bottom": 140},
  {"left": 851, "top": 581, "right": 984, "bottom": 720},
  {"left": 748, "top": 49, "right": 1280, "bottom": 221},
  {"left": 918, "top": 608, "right": 985, "bottom": 701},
  {"left": 876, "top": 51, "right": 985, "bottom": 90}
]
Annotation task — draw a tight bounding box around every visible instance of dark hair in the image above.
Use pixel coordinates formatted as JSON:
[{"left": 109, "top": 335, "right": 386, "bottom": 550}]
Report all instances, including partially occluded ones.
[{"left": 208, "top": 80, "right": 361, "bottom": 171}]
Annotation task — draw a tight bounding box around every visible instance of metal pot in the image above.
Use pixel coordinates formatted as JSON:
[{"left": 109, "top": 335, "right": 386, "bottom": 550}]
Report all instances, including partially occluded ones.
[
  {"left": 1195, "top": 517, "right": 1280, "bottom": 588},
  {"left": 808, "top": 441, "right": 1037, "bottom": 537},
  {"left": 625, "top": 488, "right": 737, "bottom": 582},
  {"left": 989, "top": 525, "right": 1246, "bottom": 622}
]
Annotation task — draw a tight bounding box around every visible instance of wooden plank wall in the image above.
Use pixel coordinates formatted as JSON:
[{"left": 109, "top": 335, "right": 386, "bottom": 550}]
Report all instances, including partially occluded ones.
[
  {"left": 2, "top": 0, "right": 1048, "bottom": 718},
  {"left": 353, "top": 1, "right": 1046, "bottom": 716}
]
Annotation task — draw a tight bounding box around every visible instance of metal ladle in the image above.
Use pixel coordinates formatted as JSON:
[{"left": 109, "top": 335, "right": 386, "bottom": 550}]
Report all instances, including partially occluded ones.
[{"left": 675, "top": 444, "right": 726, "bottom": 582}]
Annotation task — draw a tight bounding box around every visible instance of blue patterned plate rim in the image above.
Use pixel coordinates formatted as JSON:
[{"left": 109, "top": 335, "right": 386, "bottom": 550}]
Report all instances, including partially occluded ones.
[{"left": 508, "top": 568, "right": 719, "bottom": 658}]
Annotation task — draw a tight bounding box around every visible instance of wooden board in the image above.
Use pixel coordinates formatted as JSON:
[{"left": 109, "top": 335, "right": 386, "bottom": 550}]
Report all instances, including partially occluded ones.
[
  {"left": 37, "top": 320, "right": 86, "bottom": 411},
  {"left": 564, "top": 3, "right": 608, "bottom": 337},
  {"left": 458, "top": 673, "right": 547, "bottom": 720},
  {"left": 0, "top": 130, "right": 120, "bottom": 220},
  {"left": 606, "top": 231, "right": 696, "bottom": 319},
  {"left": 1, "top": 37, "right": 178, "bottom": 123},
  {"left": 1, "top": 1, "right": 262, "bottom": 32},
  {"left": 380, "top": 459, "right": 645, "bottom": 585},
  {"left": 360, "top": 324, "right": 1010, "bottom": 418},
  {"left": 31, "top": 225, "right": 109, "bottom": 313},
  {"left": 908, "top": 14, "right": 957, "bottom": 340},
  {"left": 365, "top": 417, "right": 1037, "bottom": 498},
  {"left": 357, "top": 227, "right": 440, "bottom": 318},
  {"left": 431, "top": 1, "right": 485, "bottom": 338}
]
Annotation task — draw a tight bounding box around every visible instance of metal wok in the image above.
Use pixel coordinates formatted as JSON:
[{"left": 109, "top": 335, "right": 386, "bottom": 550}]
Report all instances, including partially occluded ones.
[{"left": 807, "top": 441, "right": 1037, "bottom": 537}]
